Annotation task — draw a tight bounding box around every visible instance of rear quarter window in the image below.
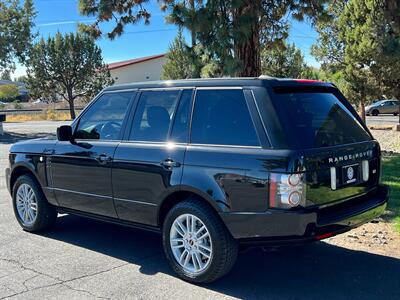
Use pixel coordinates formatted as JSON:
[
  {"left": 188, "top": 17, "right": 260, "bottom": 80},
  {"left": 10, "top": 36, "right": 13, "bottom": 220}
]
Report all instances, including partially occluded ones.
[{"left": 191, "top": 89, "right": 259, "bottom": 146}]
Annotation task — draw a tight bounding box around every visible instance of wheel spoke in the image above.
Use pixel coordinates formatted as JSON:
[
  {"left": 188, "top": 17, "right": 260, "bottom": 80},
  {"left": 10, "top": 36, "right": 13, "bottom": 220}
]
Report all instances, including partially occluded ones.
[
  {"left": 198, "top": 231, "right": 210, "bottom": 241},
  {"left": 194, "top": 251, "right": 203, "bottom": 270},
  {"left": 183, "top": 250, "right": 191, "bottom": 267},
  {"left": 186, "top": 215, "right": 191, "bottom": 233},
  {"left": 170, "top": 213, "right": 212, "bottom": 274},
  {"left": 24, "top": 209, "right": 30, "bottom": 222},
  {"left": 30, "top": 202, "right": 38, "bottom": 211},
  {"left": 198, "top": 245, "right": 211, "bottom": 258},
  {"left": 191, "top": 216, "right": 196, "bottom": 233},
  {"left": 174, "top": 221, "right": 186, "bottom": 237},
  {"left": 23, "top": 185, "right": 29, "bottom": 198},
  {"left": 28, "top": 208, "right": 35, "bottom": 221},
  {"left": 195, "top": 225, "right": 205, "bottom": 237},
  {"left": 191, "top": 253, "right": 199, "bottom": 272}
]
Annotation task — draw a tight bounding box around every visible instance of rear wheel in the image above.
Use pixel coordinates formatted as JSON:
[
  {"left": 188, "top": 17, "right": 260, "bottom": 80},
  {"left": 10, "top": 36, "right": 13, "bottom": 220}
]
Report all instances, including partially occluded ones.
[
  {"left": 162, "top": 199, "right": 238, "bottom": 283},
  {"left": 372, "top": 109, "right": 379, "bottom": 116},
  {"left": 12, "top": 174, "right": 57, "bottom": 232}
]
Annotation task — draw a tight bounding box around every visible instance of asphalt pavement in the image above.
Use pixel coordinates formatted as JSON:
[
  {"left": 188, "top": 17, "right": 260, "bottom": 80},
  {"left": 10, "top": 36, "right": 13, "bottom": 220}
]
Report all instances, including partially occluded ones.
[
  {"left": 0, "top": 121, "right": 399, "bottom": 299},
  {"left": 366, "top": 115, "right": 399, "bottom": 126}
]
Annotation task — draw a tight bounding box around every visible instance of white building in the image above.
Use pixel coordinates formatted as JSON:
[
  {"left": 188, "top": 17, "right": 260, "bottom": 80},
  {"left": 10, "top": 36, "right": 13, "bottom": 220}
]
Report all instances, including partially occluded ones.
[{"left": 108, "top": 54, "right": 166, "bottom": 84}]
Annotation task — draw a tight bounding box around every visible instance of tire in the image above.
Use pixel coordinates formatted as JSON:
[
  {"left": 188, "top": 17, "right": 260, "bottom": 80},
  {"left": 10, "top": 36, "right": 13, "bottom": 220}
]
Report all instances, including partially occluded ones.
[
  {"left": 394, "top": 113, "right": 398, "bottom": 116},
  {"left": 162, "top": 199, "right": 238, "bottom": 283},
  {"left": 12, "top": 174, "right": 57, "bottom": 232},
  {"left": 372, "top": 109, "right": 379, "bottom": 116}
]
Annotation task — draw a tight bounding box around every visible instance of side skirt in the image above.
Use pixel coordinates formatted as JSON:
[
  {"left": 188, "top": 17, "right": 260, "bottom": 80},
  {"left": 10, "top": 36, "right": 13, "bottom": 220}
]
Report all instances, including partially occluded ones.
[{"left": 56, "top": 207, "right": 161, "bottom": 234}]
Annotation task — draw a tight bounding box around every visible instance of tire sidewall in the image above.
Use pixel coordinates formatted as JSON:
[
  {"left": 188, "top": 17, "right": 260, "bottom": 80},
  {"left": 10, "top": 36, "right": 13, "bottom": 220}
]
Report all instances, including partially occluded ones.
[{"left": 162, "top": 203, "right": 225, "bottom": 283}]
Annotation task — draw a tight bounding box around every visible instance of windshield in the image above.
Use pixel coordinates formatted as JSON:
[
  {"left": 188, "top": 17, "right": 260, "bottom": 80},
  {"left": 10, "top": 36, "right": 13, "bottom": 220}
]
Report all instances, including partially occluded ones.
[{"left": 271, "top": 91, "right": 372, "bottom": 149}]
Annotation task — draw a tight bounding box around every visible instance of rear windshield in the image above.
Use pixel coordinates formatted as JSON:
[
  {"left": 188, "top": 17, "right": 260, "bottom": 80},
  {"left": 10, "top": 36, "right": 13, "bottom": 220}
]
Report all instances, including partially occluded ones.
[{"left": 272, "top": 91, "right": 371, "bottom": 149}]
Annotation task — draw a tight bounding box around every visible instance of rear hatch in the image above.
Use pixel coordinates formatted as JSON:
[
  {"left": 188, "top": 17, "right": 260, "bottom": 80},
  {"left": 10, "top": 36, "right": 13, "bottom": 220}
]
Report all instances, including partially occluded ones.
[{"left": 267, "top": 82, "right": 380, "bottom": 206}]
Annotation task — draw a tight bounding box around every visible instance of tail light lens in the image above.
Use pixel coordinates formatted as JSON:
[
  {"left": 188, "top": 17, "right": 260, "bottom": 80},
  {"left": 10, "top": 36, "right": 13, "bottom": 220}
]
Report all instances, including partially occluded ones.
[{"left": 269, "top": 173, "right": 306, "bottom": 209}]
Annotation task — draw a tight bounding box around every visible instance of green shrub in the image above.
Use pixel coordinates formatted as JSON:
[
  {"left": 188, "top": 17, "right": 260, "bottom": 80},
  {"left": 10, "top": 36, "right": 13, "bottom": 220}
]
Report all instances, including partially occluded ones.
[
  {"left": 0, "top": 84, "right": 19, "bottom": 101},
  {"left": 13, "top": 100, "right": 22, "bottom": 109}
]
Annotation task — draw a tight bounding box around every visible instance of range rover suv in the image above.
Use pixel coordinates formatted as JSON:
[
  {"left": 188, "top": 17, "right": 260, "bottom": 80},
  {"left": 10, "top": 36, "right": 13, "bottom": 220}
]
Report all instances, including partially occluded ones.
[{"left": 5, "top": 78, "right": 388, "bottom": 283}]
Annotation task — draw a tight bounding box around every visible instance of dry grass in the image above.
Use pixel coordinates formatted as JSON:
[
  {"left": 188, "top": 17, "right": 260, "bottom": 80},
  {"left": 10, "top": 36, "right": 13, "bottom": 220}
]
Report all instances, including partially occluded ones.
[
  {"left": 368, "top": 125, "right": 395, "bottom": 130},
  {"left": 5, "top": 110, "right": 71, "bottom": 122}
]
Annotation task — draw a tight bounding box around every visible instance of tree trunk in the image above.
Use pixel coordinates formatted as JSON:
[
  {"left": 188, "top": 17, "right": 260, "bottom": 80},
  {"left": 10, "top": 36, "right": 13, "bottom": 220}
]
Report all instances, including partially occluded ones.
[
  {"left": 67, "top": 88, "right": 76, "bottom": 119},
  {"left": 189, "top": 0, "right": 196, "bottom": 47},
  {"left": 233, "top": 0, "right": 261, "bottom": 77},
  {"left": 359, "top": 99, "right": 366, "bottom": 124},
  {"left": 68, "top": 100, "right": 76, "bottom": 120}
]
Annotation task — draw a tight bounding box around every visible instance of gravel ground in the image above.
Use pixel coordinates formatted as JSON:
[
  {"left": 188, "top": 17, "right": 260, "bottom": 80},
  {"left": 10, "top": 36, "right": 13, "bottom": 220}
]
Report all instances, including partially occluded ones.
[
  {"left": 370, "top": 129, "right": 400, "bottom": 153},
  {"left": 326, "top": 219, "right": 400, "bottom": 259}
]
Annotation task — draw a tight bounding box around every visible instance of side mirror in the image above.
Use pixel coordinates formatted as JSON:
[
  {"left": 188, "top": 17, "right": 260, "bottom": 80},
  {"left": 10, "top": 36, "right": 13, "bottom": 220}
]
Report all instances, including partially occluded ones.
[{"left": 57, "top": 125, "right": 73, "bottom": 142}]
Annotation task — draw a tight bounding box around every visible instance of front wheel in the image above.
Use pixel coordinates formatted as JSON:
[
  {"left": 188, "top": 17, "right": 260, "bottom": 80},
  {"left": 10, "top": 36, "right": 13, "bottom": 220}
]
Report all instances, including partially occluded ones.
[
  {"left": 162, "top": 199, "right": 238, "bottom": 283},
  {"left": 12, "top": 174, "right": 57, "bottom": 232},
  {"left": 372, "top": 109, "right": 379, "bottom": 116}
]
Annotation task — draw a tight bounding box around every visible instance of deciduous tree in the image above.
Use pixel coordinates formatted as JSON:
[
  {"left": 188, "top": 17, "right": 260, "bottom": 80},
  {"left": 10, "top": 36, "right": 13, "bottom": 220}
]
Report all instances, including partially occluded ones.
[
  {"left": 0, "top": 0, "right": 35, "bottom": 73},
  {"left": 26, "top": 32, "right": 114, "bottom": 119}
]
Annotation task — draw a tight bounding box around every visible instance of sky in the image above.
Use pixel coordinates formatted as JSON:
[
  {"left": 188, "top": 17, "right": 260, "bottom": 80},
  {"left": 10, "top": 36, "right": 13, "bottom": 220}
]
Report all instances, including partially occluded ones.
[{"left": 12, "top": 0, "right": 319, "bottom": 78}]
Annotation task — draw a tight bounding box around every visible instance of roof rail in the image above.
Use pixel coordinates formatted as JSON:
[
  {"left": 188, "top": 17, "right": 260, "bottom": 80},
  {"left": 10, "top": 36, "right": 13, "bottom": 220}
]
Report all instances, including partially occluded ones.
[{"left": 258, "top": 75, "right": 276, "bottom": 79}]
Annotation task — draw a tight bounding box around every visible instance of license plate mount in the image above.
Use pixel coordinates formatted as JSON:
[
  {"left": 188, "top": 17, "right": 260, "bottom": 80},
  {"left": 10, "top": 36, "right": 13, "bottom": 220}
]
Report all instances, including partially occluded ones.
[{"left": 341, "top": 163, "right": 360, "bottom": 185}]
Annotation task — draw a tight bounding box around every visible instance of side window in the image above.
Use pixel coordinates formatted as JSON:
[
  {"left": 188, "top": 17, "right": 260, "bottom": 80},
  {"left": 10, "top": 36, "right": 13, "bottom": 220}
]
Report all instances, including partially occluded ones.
[
  {"left": 170, "top": 90, "right": 193, "bottom": 143},
  {"left": 191, "top": 89, "right": 259, "bottom": 146},
  {"left": 74, "top": 91, "right": 134, "bottom": 140},
  {"left": 129, "top": 90, "right": 180, "bottom": 142}
]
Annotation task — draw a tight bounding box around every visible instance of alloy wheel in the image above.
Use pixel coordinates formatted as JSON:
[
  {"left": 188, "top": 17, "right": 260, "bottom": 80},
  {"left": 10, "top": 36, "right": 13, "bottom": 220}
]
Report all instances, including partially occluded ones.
[
  {"left": 16, "top": 183, "right": 38, "bottom": 226},
  {"left": 170, "top": 213, "right": 213, "bottom": 274}
]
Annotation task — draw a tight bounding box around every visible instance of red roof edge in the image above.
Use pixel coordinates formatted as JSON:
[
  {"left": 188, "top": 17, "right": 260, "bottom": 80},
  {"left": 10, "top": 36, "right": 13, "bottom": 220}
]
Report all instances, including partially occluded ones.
[{"left": 107, "top": 54, "right": 166, "bottom": 70}]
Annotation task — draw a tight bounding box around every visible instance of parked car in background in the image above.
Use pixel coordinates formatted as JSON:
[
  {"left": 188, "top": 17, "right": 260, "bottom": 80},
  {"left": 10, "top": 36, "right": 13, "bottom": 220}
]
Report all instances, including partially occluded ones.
[
  {"left": 366, "top": 99, "right": 399, "bottom": 116},
  {"left": 6, "top": 78, "right": 388, "bottom": 283}
]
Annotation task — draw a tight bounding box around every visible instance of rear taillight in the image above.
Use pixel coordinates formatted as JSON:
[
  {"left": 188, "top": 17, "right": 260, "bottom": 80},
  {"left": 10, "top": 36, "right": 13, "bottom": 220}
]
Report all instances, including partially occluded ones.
[{"left": 269, "top": 173, "right": 306, "bottom": 209}]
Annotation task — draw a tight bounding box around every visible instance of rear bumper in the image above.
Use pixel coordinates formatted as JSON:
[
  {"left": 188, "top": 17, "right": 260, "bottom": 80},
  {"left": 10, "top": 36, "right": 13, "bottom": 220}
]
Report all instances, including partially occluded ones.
[{"left": 220, "top": 185, "right": 388, "bottom": 244}]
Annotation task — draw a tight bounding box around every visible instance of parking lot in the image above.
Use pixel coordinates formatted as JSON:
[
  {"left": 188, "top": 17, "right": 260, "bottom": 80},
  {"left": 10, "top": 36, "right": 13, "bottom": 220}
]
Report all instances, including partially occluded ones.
[{"left": 0, "top": 121, "right": 399, "bottom": 299}]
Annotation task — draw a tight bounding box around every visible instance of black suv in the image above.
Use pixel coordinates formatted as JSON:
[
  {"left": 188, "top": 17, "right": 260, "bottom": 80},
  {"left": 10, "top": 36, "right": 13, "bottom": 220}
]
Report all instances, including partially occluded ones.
[{"left": 5, "top": 78, "right": 388, "bottom": 283}]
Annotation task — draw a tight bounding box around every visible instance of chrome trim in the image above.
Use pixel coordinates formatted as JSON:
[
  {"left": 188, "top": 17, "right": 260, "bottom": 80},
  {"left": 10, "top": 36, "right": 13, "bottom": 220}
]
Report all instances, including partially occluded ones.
[
  {"left": 114, "top": 197, "right": 157, "bottom": 206},
  {"left": 45, "top": 187, "right": 158, "bottom": 206},
  {"left": 139, "top": 87, "right": 195, "bottom": 91},
  {"left": 189, "top": 143, "right": 262, "bottom": 149},
  {"left": 195, "top": 86, "right": 243, "bottom": 90},
  {"left": 102, "top": 89, "right": 139, "bottom": 93},
  {"left": 330, "top": 167, "right": 337, "bottom": 190},
  {"left": 118, "top": 141, "right": 188, "bottom": 148},
  {"left": 47, "top": 187, "right": 113, "bottom": 199},
  {"left": 362, "top": 160, "right": 369, "bottom": 182}
]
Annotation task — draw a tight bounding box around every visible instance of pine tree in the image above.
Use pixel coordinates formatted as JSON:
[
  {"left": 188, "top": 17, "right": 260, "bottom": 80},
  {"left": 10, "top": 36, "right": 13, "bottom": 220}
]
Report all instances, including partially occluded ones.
[
  {"left": 261, "top": 43, "right": 312, "bottom": 79},
  {"left": 78, "top": 0, "right": 329, "bottom": 77},
  {"left": 162, "top": 30, "right": 199, "bottom": 79}
]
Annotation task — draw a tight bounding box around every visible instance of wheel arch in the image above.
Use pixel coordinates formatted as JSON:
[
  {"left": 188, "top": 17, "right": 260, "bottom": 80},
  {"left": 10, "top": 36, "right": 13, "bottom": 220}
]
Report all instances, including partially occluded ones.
[
  {"left": 157, "top": 187, "right": 229, "bottom": 227},
  {"left": 9, "top": 164, "right": 38, "bottom": 194}
]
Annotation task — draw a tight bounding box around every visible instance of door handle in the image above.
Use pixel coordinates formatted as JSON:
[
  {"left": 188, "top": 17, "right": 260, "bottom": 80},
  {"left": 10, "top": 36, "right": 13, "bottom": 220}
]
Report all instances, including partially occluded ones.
[
  {"left": 96, "top": 154, "right": 112, "bottom": 164},
  {"left": 160, "top": 159, "right": 181, "bottom": 169}
]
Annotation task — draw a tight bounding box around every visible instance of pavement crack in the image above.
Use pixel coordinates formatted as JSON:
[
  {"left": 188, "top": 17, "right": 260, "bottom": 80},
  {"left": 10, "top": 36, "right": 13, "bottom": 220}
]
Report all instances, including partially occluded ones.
[{"left": 0, "top": 260, "right": 129, "bottom": 299}]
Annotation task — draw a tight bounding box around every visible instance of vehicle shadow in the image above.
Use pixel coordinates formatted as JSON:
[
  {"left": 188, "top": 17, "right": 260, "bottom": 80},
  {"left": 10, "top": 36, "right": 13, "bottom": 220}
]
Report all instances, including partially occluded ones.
[
  {"left": 0, "top": 132, "right": 54, "bottom": 144},
  {"left": 41, "top": 214, "right": 400, "bottom": 300}
]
